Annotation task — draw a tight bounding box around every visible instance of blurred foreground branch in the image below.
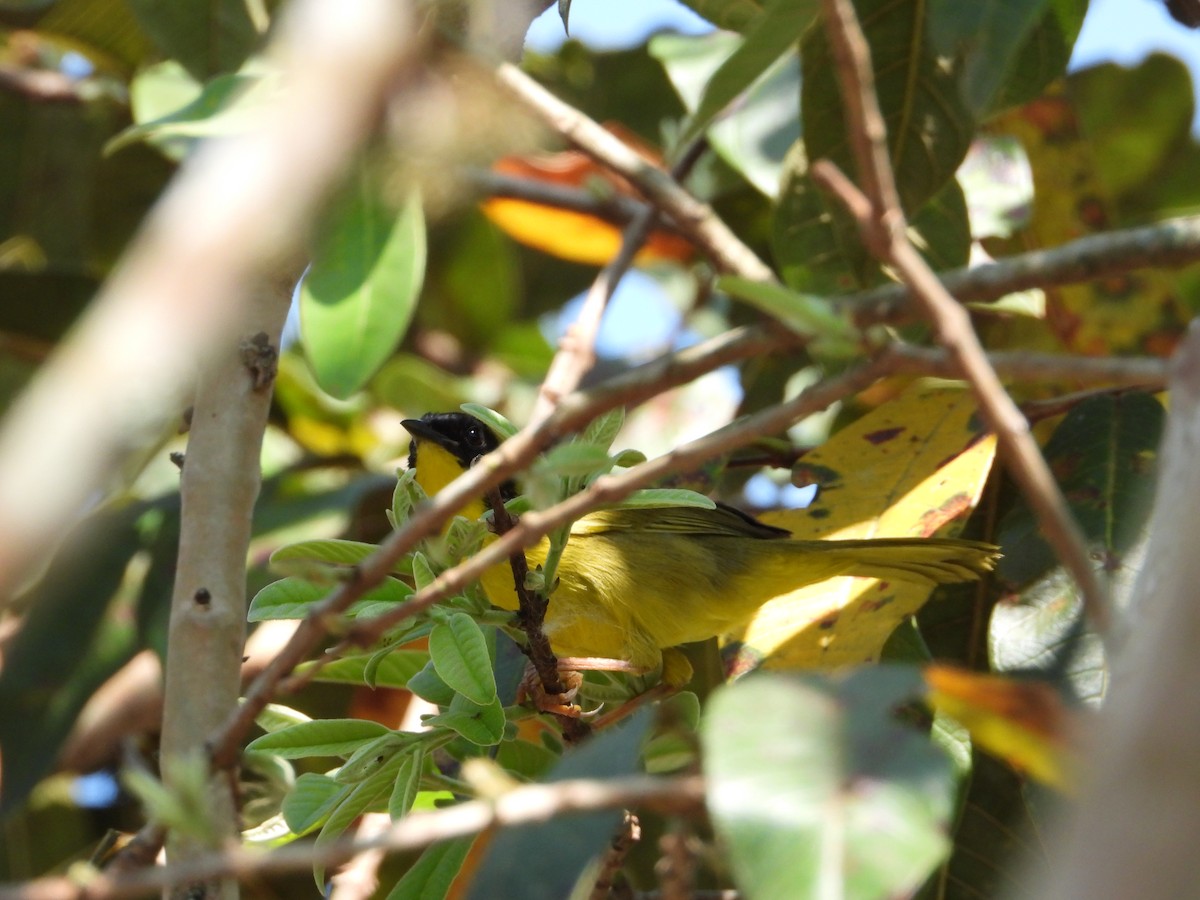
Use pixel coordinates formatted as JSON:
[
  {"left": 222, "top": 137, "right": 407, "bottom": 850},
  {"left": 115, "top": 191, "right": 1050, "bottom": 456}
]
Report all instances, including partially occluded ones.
[
  {"left": 0, "top": 775, "right": 703, "bottom": 900},
  {"left": 0, "top": 0, "right": 421, "bottom": 601},
  {"left": 1030, "top": 318, "right": 1200, "bottom": 898}
]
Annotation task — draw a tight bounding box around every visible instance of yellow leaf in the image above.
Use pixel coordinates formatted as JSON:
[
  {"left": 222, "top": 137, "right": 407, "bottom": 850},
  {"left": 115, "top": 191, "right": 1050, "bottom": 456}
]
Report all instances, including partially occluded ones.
[
  {"left": 725, "top": 381, "right": 996, "bottom": 671},
  {"left": 993, "top": 90, "right": 1186, "bottom": 359},
  {"left": 925, "top": 664, "right": 1078, "bottom": 791}
]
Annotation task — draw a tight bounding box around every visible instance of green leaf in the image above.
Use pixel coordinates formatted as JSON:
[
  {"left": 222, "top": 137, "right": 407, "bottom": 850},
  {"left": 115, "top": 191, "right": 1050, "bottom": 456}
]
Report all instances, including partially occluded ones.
[
  {"left": 928, "top": 0, "right": 1052, "bottom": 115},
  {"left": 717, "top": 275, "right": 859, "bottom": 348},
  {"left": 774, "top": 0, "right": 974, "bottom": 293},
  {"left": 248, "top": 575, "right": 411, "bottom": 622},
  {"left": 610, "top": 489, "right": 716, "bottom": 510},
  {"left": 281, "top": 773, "right": 348, "bottom": 836},
  {"left": 989, "top": 567, "right": 1109, "bottom": 707},
  {"left": 675, "top": 0, "right": 764, "bottom": 31},
  {"left": 581, "top": 407, "right": 625, "bottom": 452},
  {"left": 247, "top": 719, "right": 391, "bottom": 759},
  {"left": 301, "top": 177, "right": 426, "bottom": 399},
  {"left": 467, "top": 710, "right": 652, "bottom": 900},
  {"left": 255, "top": 703, "right": 312, "bottom": 733},
  {"left": 106, "top": 71, "right": 276, "bottom": 156},
  {"left": 388, "top": 746, "right": 426, "bottom": 819},
  {"left": 314, "top": 751, "right": 409, "bottom": 886},
  {"left": 425, "top": 694, "right": 506, "bottom": 747},
  {"left": 460, "top": 403, "right": 519, "bottom": 440},
  {"left": 930, "top": 752, "right": 1049, "bottom": 898},
  {"left": 494, "top": 739, "right": 561, "bottom": 781},
  {"left": 429, "top": 613, "right": 497, "bottom": 706},
  {"left": 269, "top": 539, "right": 386, "bottom": 572},
  {"left": 335, "top": 733, "right": 409, "bottom": 784},
  {"left": 300, "top": 650, "right": 430, "bottom": 689},
  {"left": 1071, "top": 53, "right": 1200, "bottom": 220},
  {"left": 704, "top": 669, "right": 955, "bottom": 900},
  {"left": 385, "top": 837, "right": 474, "bottom": 900},
  {"left": 411, "top": 551, "right": 437, "bottom": 592},
  {"left": 537, "top": 443, "right": 614, "bottom": 478},
  {"left": 391, "top": 467, "right": 428, "bottom": 527},
  {"left": 679, "top": 0, "right": 817, "bottom": 146},
  {"left": 125, "top": 0, "right": 260, "bottom": 80},
  {"left": 987, "top": 0, "right": 1087, "bottom": 114},
  {"left": 997, "top": 393, "right": 1162, "bottom": 585},
  {"left": 407, "top": 660, "right": 458, "bottom": 707},
  {"left": 651, "top": 30, "right": 800, "bottom": 197}
]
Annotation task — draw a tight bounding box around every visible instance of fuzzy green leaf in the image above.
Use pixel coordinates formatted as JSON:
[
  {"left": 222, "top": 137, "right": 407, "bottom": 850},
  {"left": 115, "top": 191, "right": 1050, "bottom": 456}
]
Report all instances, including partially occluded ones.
[{"left": 428, "top": 613, "right": 497, "bottom": 706}]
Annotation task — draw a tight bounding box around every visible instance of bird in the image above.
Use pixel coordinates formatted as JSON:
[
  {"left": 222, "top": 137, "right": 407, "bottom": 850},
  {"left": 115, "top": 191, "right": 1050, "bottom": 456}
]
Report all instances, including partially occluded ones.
[{"left": 401, "top": 412, "right": 1000, "bottom": 686}]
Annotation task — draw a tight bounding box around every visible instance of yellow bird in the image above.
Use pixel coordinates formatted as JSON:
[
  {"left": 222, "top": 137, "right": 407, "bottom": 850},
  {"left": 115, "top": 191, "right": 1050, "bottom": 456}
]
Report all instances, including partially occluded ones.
[{"left": 402, "top": 412, "right": 999, "bottom": 681}]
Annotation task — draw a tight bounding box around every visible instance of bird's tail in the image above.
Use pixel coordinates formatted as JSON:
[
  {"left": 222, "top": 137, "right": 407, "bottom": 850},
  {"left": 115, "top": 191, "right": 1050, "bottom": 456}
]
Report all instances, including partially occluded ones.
[{"left": 787, "top": 537, "right": 1001, "bottom": 585}]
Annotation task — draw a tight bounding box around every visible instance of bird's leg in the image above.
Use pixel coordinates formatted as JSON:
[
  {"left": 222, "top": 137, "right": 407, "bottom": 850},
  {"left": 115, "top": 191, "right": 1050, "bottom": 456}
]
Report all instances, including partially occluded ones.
[
  {"left": 589, "top": 648, "right": 693, "bottom": 730},
  {"left": 517, "top": 657, "right": 651, "bottom": 718}
]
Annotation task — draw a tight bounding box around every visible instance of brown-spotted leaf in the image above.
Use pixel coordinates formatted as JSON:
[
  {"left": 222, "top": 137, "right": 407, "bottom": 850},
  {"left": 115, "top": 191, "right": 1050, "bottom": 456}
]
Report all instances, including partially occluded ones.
[{"left": 725, "top": 381, "right": 996, "bottom": 673}]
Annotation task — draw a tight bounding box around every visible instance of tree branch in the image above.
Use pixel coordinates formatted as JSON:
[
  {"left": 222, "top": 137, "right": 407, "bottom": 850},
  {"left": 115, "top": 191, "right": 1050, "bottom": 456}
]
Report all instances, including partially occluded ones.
[
  {"left": 847, "top": 214, "right": 1200, "bottom": 315},
  {"left": 1030, "top": 319, "right": 1200, "bottom": 898},
  {"left": 0, "top": 0, "right": 423, "bottom": 601},
  {"left": 158, "top": 290, "right": 288, "bottom": 897},
  {"left": 813, "top": 0, "right": 1113, "bottom": 633},
  {"left": 0, "top": 775, "right": 703, "bottom": 900},
  {"left": 494, "top": 62, "right": 776, "bottom": 283}
]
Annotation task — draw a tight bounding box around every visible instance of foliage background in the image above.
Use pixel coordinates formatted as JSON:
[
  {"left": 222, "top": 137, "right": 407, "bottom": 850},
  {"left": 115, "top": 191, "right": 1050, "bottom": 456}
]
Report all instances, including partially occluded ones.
[{"left": 0, "top": 0, "right": 1196, "bottom": 897}]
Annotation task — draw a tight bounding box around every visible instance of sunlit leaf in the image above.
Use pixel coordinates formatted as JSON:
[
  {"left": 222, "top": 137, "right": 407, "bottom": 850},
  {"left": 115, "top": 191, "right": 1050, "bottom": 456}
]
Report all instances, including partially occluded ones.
[
  {"left": 106, "top": 70, "right": 277, "bottom": 156},
  {"left": 677, "top": 0, "right": 817, "bottom": 147},
  {"left": 727, "top": 382, "right": 997, "bottom": 672},
  {"left": 480, "top": 142, "right": 694, "bottom": 266},
  {"left": 301, "top": 176, "right": 426, "bottom": 399},
  {"left": 650, "top": 30, "right": 800, "bottom": 197},
  {"left": 246, "top": 719, "right": 391, "bottom": 759},
  {"left": 925, "top": 664, "right": 1077, "bottom": 790},
  {"left": 429, "top": 612, "right": 497, "bottom": 706},
  {"left": 705, "top": 669, "right": 955, "bottom": 899}
]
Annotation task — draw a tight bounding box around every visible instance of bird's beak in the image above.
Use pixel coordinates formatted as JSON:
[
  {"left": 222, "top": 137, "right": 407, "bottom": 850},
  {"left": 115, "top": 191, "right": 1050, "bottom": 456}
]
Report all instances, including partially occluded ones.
[{"left": 401, "top": 418, "right": 457, "bottom": 451}]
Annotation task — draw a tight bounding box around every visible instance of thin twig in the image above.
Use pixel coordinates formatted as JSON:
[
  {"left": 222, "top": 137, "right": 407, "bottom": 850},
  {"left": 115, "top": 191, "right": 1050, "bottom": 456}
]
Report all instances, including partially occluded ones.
[
  {"left": 495, "top": 62, "right": 776, "bottom": 282},
  {"left": 485, "top": 488, "right": 591, "bottom": 743},
  {"left": 813, "top": 0, "right": 1112, "bottom": 631},
  {"left": 466, "top": 168, "right": 663, "bottom": 228},
  {"left": 589, "top": 812, "right": 641, "bottom": 900},
  {"left": 0, "top": 776, "right": 703, "bottom": 900},
  {"left": 885, "top": 343, "right": 1168, "bottom": 387},
  {"left": 531, "top": 137, "right": 710, "bottom": 422}
]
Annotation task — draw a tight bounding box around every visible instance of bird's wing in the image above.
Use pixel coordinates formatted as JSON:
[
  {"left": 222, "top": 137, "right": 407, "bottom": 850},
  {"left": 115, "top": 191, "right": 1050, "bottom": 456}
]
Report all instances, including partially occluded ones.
[{"left": 571, "top": 502, "right": 790, "bottom": 540}]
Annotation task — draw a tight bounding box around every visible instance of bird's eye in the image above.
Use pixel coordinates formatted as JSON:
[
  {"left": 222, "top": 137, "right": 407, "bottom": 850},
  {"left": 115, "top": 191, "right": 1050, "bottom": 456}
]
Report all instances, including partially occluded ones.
[{"left": 465, "top": 426, "right": 485, "bottom": 450}]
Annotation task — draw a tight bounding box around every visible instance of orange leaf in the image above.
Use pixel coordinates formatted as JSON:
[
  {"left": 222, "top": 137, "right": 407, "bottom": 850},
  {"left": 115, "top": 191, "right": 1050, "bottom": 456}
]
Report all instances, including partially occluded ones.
[
  {"left": 480, "top": 126, "right": 694, "bottom": 266},
  {"left": 925, "top": 663, "right": 1078, "bottom": 790}
]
